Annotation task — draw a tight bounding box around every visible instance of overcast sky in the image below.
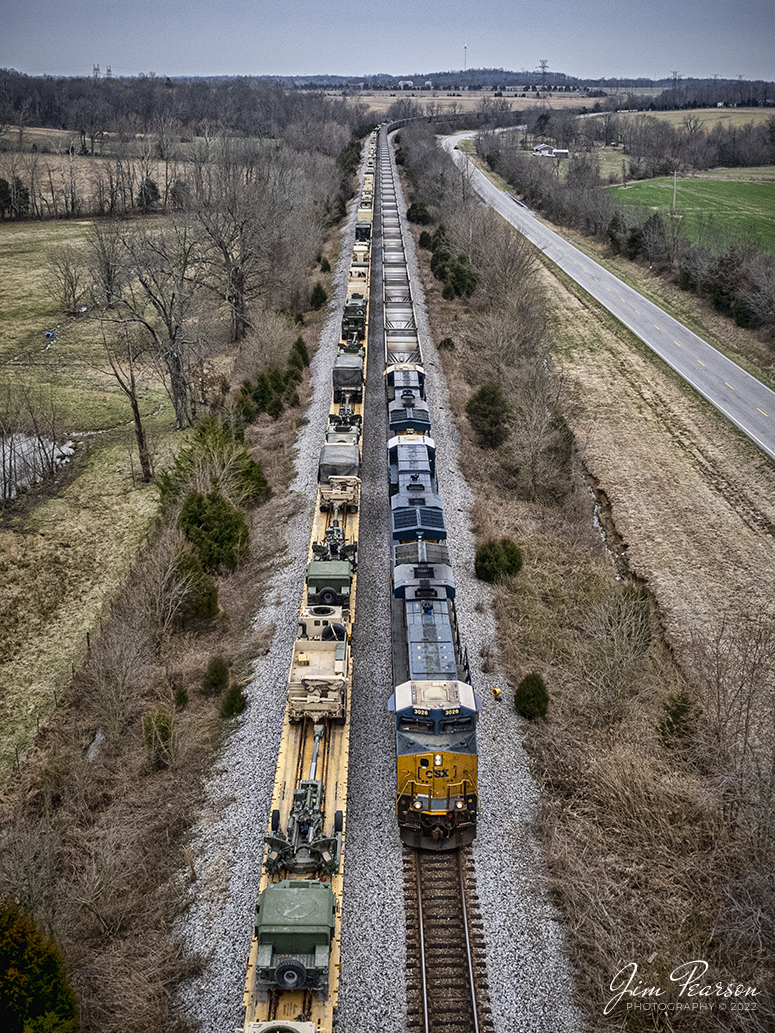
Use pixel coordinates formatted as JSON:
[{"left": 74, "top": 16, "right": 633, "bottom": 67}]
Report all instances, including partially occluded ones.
[{"left": 2, "top": 0, "right": 773, "bottom": 82}]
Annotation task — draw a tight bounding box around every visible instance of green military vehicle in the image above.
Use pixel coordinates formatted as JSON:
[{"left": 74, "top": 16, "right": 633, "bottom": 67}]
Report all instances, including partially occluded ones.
[{"left": 253, "top": 879, "right": 337, "bottom": 992}]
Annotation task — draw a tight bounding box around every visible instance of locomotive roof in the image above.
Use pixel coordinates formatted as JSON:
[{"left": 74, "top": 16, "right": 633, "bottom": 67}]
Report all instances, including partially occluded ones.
[
  {"left": 387, "top": 432, "right": 435, "bottom": 451},
  {"left": 405, "top": 598, "right": 457, "bottom": 680},
  {"left": 392, "top": 679, "right": 478, "bottom": 714}
]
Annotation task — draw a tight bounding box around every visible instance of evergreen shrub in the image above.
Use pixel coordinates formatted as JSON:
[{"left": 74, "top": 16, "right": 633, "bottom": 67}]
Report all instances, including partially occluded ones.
[
  {"left": 202, "top": 656, "right": 229, "bottom": 697},
  {"left": 515, "top": 672, "right": 549, "bottom": 719},
  {"left": 474, "top": 538, "right": 523, "bottom": 582},
  {"left": 310, "top": 282, "right": 327, "bottom": 309},
  {"left": 178, "top": 491, "right": 249, "bottom": 571},
  {"left": 0, "top": 903, "right": 78, "bottom": 1033},
  {"left": 465, "top": 383, "right": 512, "bottom": 448},
  {"left": 220, "top": 683, "right": 248, "bottom": 719}
]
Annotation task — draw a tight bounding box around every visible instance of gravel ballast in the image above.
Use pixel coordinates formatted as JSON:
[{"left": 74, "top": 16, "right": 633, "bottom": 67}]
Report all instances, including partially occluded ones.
[
  {"left": 389, "top": 132, "right": 584, "bottom": 1032},
  {"left": 173, "top": 195, "right": 368, "bottom": 1031},
  {"left": 175, "top": 134, "right": 584, "bottom": 1033}
]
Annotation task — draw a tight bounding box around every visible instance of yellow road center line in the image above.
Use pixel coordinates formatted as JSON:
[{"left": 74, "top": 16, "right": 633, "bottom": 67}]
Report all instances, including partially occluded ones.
[
  {"left": 698, "top": 360, "right": 706, "bottom": 366},
  {"left": 675, "top": 341, "right": 681, "bottom": 347},
  {"left": 757, "top": 408, "right": 769, "bottom": 417},
  {"left": 725, "top": 383, "right": 734, "bottom": 390}
]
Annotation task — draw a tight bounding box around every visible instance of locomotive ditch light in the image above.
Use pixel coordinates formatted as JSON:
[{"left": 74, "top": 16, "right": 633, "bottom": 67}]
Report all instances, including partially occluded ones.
[
  {"left": 412, "top": 799, "right": 423, "bottom": 810},
  {"left": 454, "top": 799, "right": 465, "bottom": 809},
  {"left": 434, "top": 754, "right": 443, "bottom": 766}
]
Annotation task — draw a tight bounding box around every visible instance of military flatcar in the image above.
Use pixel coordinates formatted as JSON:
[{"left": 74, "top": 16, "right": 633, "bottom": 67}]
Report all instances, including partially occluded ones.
[{"left": 239, "top": 130, "right": 378, "bottom": 1033}]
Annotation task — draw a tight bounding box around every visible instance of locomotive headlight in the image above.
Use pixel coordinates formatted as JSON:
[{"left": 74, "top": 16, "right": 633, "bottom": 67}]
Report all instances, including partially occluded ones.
[
  {"left": 434, "top": 754, "right": 443, "bottom": 767},
  {"left": 412, "top": 799, "right": 424, "bottom": 810}
]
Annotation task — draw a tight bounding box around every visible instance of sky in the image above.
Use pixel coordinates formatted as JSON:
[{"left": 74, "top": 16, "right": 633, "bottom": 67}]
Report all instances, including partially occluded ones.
[{"left": 2, "top": 0, "right": 773, "bottom": 83}]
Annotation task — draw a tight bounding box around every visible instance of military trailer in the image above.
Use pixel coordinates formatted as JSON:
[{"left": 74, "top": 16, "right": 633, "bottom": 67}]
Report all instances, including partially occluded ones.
[
  {"left": 306, "top": 558, "right": 353, "bottom": 608},
  {"left": 318, "top": 443, "right": 360, "bottom": 486},
  {"left": 253, "top": 879, "right": 337, "bottom": 992}
]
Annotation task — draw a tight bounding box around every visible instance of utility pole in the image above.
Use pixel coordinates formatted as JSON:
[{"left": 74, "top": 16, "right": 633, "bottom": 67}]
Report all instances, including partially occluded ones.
[
  {"left": 539, "top": 59, "right": 549, "bottom": 92},
  {"left": 464, "top": 45, "right": 467, "bottom": 72}
]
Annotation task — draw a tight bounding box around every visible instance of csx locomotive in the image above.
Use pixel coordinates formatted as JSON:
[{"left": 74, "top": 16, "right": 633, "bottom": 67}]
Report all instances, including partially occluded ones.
[{"left": 380, "top": 138, "right": 481, "bottom": 851}]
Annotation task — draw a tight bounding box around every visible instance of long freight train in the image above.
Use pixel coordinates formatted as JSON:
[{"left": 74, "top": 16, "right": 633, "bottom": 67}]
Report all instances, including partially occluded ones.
[
  {"left": 238, "top": 133, "right": 376, "bottom": 1033},
  {"left": 379, "top": 128, "right": 481, "bottom": 851},
  {"left": 237, "top": 122, "right": 481, "bottom": 1033}
]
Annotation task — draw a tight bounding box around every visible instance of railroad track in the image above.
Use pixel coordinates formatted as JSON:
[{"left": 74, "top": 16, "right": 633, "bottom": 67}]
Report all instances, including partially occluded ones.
[{"left": 404, "top": 847, "right": 494, "bottom": 1033}]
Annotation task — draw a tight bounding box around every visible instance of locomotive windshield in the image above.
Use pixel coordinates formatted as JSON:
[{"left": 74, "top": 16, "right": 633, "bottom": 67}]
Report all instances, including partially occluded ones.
[
  {"left": 439, "top": 716, "right": 473, "bottom": 732},
  {"left": 398, "top": 716, "right": 434, "bottom": 733}
]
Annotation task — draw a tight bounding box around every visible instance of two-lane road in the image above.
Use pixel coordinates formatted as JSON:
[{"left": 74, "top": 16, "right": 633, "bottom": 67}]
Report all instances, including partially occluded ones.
[{"left": 443, "top": 133, "right": 775, "bottom": 462}]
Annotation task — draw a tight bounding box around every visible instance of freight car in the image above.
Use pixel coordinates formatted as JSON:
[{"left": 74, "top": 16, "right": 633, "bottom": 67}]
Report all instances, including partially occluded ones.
[{"left": 239, "top": 130, "right": 377, "bottom": 1033}]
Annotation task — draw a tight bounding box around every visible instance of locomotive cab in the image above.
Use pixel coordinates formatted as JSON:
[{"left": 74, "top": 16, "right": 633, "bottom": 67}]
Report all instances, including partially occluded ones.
[{"left": 389, "top": 679, "right": 479, "bottom": 850}]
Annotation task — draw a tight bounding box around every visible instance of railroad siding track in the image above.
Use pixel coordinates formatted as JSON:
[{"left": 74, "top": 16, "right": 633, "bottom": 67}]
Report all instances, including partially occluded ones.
[{"left": 404, "top": 847, "right": 494, "bottom": 1033}]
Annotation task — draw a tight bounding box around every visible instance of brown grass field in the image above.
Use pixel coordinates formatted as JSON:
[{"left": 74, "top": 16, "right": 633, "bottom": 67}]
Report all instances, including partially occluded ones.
[
  {"left": 400, "top": 146, "right": 775, "bottom": 1029},
  {"left": 0, "top": 217, "right": 182, "bottom": 781},
  {"left": 346, "top": 89, "right": 601, "bottom": 117}
]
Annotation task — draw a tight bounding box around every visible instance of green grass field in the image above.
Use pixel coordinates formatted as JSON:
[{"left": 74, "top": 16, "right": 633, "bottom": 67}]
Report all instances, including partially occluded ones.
[
  {"left": 609, "top": 176, "right": 775, "bottom": 251},
  {"left": 643, "top": 107, "right": 775, "bottom": 131}
]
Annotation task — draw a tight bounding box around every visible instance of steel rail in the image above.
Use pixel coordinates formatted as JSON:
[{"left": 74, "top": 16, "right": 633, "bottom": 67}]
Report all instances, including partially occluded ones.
[
  {"left": 414, "top": 850, "right": 431, "bottom": 1033},
  {"left": 457, "top": 849, "right": 480, "bottom": 1033}
]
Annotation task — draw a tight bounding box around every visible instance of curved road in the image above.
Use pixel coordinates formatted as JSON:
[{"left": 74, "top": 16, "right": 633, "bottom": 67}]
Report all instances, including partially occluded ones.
[{"left": 443, "top": 133, "right": 775, "bottom": 463}]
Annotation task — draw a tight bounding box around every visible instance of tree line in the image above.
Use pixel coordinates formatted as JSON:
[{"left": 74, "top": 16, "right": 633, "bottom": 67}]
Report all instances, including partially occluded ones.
[
  {"left": 479, "top": 127, "right": 775, "bottom": 331},
  {"left": 0, "top": 70, "right": 375, "bottom": 221},
  {"left": 398, "top": 121, "right": 573, "bottom": 505},
  {"left": 0, "top": 69, "right": 371, "bottom": 144}
]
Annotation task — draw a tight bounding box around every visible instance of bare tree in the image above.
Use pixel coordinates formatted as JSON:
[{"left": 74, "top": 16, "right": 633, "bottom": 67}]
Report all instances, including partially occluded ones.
[
  {"left": 98, "top": 325, "right": 154, "bottom": 482},
  {"left": 87, "top": 218, "right": 206, "bottom": 429},
  {"left": 45, "top": 244, "right": 87, "bottom": 314},
  {"left": 0, "top": 815, "right": 61, "bottom": 933},
  {"left": 504, "top": 361, "right": 574, "bottom": 505},
  {"left": 689, "top": 612, "right": 775, "bottom": 837},
  {"left": 580, "top": 588, "right": 655, "bottom": 723},
  {"left": 235, "top": 305, "right": 297, "bottom": 379},
  {"left": 82, "top": 603, "right": 154, "bottom": 740},
  {"left": 137, "top": 528, "right": 211, "bottom": 634}
]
